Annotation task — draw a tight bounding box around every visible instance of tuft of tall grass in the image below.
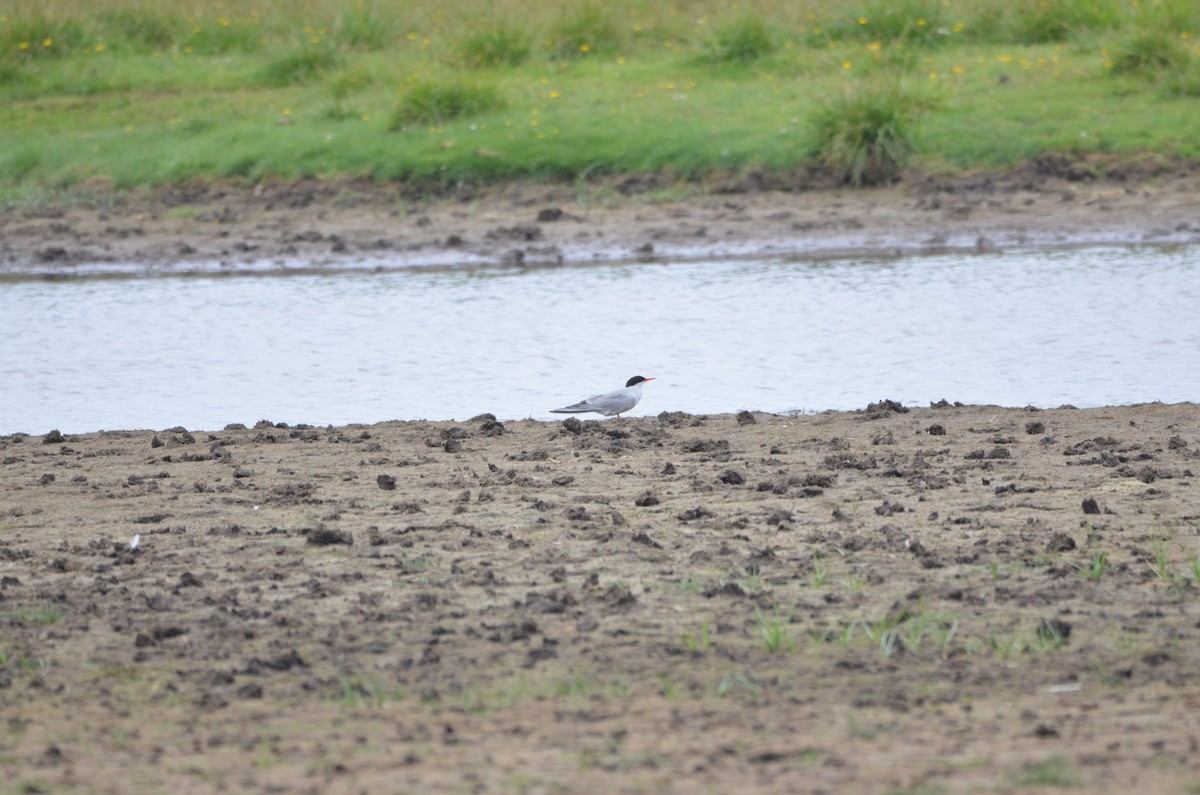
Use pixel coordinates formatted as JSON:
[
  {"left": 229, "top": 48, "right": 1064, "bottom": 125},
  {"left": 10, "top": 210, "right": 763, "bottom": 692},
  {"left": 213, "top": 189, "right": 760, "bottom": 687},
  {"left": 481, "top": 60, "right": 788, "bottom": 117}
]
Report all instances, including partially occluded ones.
[
  {"left": 1004, "top": 0, "right": 1122, "bottom": 44},
  {"left": 808, "top": 80, "right": 931, "bottom": 186},
  {"left": 0, "top": 61, "right": 24, "bottom": 85},
  {"left": 1163, "top": 65, "right": 1200, "bottom": 98},
  {"left": 1107, "top": 29, "right": 1190, "bottom": 76},
  {"left": 704, "top": 15, "right": 775, "bottom": 64},
  {"left": 100, "top": 10, "right": 177, "bottom": 53},
  {"left": 333, "top": 1, "right": 393, "bottom": 51},
  {"left": 457, "top": 26, "right": 532, "bottom": 68},
  {"left": 179, "top": 16, "right": 264, "bottom": 55},
  {"left": 823, "top": 0, "right": 950, "bottom": 48},
  {"left": 1, "top": 15, "right": 88, "bottom": 61},
  {"left": 549, "top": 4, "right": 623, "bottom": 60},
  {"left": 259, "top": 44, "right": 342, "bottom": 86},
  {"left": 390, "top": 77, "right": 506, "bottom": 128}
]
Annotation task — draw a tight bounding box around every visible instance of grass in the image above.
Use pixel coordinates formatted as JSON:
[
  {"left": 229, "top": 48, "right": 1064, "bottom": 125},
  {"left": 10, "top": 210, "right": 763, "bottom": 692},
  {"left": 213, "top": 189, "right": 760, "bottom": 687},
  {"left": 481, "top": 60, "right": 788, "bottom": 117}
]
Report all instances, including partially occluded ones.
[
  {"left": 704, "top": 15, "right": 775, "bottom": 64},
  {"left": 1075, "top": 550, "right": 1108, "bottom": 582},
  {"left": 808, "top": 554, "right": 829, "bottom": 588},
  {"left": 260, "top": 44, "right": 342, "bottom": 87},
  {"left": 682, "top": 620, "right": 713, "bottom": 652},
  {"left": 0, "top": 1, "right": 1197, "bottom": 198},
  {"left": 389, "top": 76, "right": 507, "bottom": 128},
  {"left": 10, "top": 603, "right": 63, "bottom": 626},
  {"left": 809, "top": 79, "right": 931, "bottom": 186},
  {"left": 755, "top": 606, "right": 794, "bottom": 653},
  {"left": 1011, "top": 755, "right": 1082, "bottom": 787}
]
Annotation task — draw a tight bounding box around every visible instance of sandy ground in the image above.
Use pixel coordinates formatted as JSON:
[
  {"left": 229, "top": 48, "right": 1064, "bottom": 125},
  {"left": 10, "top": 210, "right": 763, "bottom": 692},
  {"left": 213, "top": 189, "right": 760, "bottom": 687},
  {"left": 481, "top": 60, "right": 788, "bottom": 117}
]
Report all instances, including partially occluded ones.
[
  {"left": 2, "top": 402, "right": 1200, "bottom": 794},
  {"left": 1, "top": 156, "right": 1199, "bottom": 276}
]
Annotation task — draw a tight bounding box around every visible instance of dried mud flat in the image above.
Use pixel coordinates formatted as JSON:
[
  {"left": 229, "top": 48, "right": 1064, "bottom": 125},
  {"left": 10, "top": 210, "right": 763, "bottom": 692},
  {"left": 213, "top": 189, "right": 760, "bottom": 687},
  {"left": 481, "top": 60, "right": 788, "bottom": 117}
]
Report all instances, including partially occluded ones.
[
  {"left": 2, "top": 156, "right": 1200, "bottom": 277},
  {"left": 2, "top": 402, "right": 1200, "bottom": 794}
]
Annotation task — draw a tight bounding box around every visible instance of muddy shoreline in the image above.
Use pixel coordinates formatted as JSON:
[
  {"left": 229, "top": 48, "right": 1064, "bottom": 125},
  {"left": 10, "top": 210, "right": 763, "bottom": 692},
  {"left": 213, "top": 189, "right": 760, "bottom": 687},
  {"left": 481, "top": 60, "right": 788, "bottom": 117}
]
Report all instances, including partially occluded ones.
[
  {"left": 3, "top": 160, "right": 1200, "bottom": 277},
  {"left": 3, "top": 403, "right": 1200, "bottom": 793}
]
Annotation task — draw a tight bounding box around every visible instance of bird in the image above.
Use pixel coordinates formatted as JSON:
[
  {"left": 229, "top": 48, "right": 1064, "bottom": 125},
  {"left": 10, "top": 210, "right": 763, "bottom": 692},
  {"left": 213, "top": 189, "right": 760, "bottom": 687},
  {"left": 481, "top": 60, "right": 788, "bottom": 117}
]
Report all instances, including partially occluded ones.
[{"left": 550, "top": 375, "right": 655, "bottom": 419}]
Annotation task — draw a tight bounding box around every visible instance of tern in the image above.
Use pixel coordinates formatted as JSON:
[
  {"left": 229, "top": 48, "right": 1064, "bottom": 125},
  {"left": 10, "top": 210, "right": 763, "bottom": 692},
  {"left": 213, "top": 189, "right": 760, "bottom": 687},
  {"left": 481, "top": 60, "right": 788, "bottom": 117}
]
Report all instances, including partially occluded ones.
[{"left": 550, "top": 376, "right": 655, "bottom": 419}]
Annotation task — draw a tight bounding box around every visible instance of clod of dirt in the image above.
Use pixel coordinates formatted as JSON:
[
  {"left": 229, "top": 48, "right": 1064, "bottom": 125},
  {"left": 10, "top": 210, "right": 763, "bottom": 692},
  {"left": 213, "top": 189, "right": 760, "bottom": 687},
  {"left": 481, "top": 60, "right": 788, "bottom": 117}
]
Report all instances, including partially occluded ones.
[
  {"left": 702, "top": 582, "right": 746, "bottom": 598},
  {"left": 1168, "top": 435, "right": 1188, "bottom": 450},
  {"left": 657, "top": 411, "right": 701, "bottom": 428},
  {"left": 480, "top": 420, "right": 505, "bottom": 437},
  {"left": 678, "top": 506, "right": 715, "bottom": 522},
  {"left": 178, "top": 572, "right": 202, "bottom": 588},
  {"left": 634, "top": 492, "right": 660, "bottom": 507},
  {"left": 1045, "top": 532, "right": 1076, "bottom": 552},
  {"left": 237, "top": 683, "right": 264, "bottom": 700},
  {"left": 42, "top": 429, "right": 65, "bottom": 444},
  {"left": 35, "top": 246, "right": 70, "bottom": 263},
  {"left": 444, "top": 439, "right": 463, "bottom": 453},
  {"left": 1037, "top": 618, "right": 1072, "bottom": 644},
  {"left": 928, "top": 424, "right": 946, "bottom": 436},
  {"left": 39, "top": 473, "right": 55, "bottom": 485},
  {"left": 766, "top": 509, "right": 793, "bottom": 526},
  {"left": 823, "top": 453, "right": 877, "bottom": 470},
  {"left": 486, "top": 225, "right": 542, "bottom": 241},
  {"left": 986, "top": 447, "right": 1012, "bottom": 460},
  {"left": 536, "top": 208, "right": 564, "bottom": 222},
  {"left": 377, "top": 474, "right": 397, "bottom": 491},
  {"left": 153, "top": 626, "right": 188, "bottom": 641},
  {"left": 719, "top": 469, "right": 746, "bottom": 485},
  {"left": 1026, "top": 421, "right": 1046, "bottom": 434},
  {"left": 735, "top": 410, "right": 757, "bottom": 425},
  {"left": 244, "top": 649, "right": 307, "bottom": 673},
  {"left": 552, "top": 476, "right": 575, "bottom": 486},
  {"left": 1081, "top": 497, "right": 1101, "bottom": 515},
  {"left": 661, "top": 462, "right": 676, "bottom": 475},
  {"left": 631, "top": 531, "right": 662, "bottom": 549},
  {"left": 564, "top": 507, "right": 590, "bottom": 521},
  {"left": 875, "top": 501, "right": 906, "bottom": 516},
  {"left": 305, "top": 526, "right": 353, "bottom": 545},
  {"left": 684, "top": 439, "right": 729, "bottom": 454},
  {"left": 561, "top": 417, "right": 583, "bottom": 435},
  {"left": 864, "top": 399, "right": 909, "bottom": 418},
  {"left": 600, "top": 583, "right": 638, "bottom": 609}
]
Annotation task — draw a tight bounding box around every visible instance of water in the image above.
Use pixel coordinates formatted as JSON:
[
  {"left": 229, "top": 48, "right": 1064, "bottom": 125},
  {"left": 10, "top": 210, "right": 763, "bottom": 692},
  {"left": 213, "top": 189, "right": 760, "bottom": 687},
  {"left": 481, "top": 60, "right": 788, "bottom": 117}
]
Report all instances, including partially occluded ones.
[{"left": 1, "top": 245, "right": 1196, "bottom": 434}]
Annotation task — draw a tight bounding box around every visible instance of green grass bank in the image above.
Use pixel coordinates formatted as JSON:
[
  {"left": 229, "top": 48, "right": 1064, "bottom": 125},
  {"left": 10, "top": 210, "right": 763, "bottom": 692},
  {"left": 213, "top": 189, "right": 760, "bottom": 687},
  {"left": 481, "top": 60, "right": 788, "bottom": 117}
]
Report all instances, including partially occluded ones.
[{"left": 2, "top": 0, "right": 1199, "bottom": 202}]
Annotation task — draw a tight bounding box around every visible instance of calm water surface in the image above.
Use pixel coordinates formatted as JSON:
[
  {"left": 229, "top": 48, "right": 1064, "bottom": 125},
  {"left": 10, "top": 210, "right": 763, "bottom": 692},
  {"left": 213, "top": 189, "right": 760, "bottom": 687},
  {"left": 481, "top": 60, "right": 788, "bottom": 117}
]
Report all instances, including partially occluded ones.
[{"left": 1, "top": 245, "right": 1196, "bottom": 434}]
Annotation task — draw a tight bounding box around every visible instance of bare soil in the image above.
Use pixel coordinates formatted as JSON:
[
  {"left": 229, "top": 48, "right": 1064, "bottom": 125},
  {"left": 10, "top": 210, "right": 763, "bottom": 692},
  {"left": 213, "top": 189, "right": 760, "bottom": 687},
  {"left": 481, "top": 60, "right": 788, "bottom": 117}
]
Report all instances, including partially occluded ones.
[
  {"left": 2, "top": 157, "right": 1199, "bottom": 277},
  {"left": 3, "top": 402, "right": 1200, "bottom": 794}
]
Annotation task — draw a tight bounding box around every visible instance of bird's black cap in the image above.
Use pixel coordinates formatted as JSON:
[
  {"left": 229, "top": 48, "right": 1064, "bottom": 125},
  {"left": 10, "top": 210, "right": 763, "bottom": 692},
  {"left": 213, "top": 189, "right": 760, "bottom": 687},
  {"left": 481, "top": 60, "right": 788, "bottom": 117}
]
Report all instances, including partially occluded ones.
[{"left": 625, "top": 375, "right": 651, "bottom": 387}]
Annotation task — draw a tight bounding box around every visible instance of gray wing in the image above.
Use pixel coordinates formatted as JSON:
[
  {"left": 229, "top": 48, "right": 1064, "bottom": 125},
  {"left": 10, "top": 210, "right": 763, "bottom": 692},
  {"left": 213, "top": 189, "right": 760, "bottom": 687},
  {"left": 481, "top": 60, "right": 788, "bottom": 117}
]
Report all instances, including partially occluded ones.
[
  {"left": 549, "top": 398, "right": 598, "bottom": 413},
  {"left": 551, "top": 387, "right": 631, "bottom": 415}
]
